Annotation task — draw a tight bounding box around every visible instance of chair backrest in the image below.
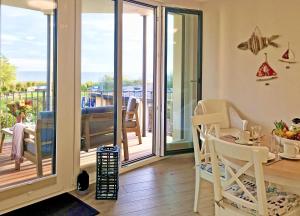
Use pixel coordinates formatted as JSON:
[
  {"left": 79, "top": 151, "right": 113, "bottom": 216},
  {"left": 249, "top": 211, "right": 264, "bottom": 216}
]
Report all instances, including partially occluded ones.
[
  {"left": 199, "top": 99, "right": 230, "bottom": 129},
  {"left": 38, "top": 112, "right": 55, "bottom": 144},
  {"left": 126, "top": 97, "right": 138, "bottom": 112},
  {"left": 126, "top": 97, "right": 139, "bottom": 120},
  {"left": 207, "top": 135, "right": 269, "bottom": 215},
  {"left": 192, "top": 113, "right": 225, "bottom": 166},
  {"left": 37, "top": 112, "right": 55, "bottom": 156}
]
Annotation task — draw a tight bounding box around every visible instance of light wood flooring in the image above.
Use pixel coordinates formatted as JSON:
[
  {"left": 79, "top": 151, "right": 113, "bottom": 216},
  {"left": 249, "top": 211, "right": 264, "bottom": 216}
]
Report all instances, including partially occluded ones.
[
  {"left": 0, "top": 133, "right": 153, "bottom": 189},
  {"left": 71, "top": 154, "right": 214, "bottom": 216}
]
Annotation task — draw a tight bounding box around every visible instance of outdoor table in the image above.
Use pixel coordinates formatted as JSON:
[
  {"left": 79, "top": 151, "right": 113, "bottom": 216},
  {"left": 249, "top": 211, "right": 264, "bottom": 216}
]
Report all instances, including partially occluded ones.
[
  {"left": 0, "top": 124, "right": 36, "bottom": 153},
  {"left": 0, "top": 128, "right": 13, "bottom": 153}
]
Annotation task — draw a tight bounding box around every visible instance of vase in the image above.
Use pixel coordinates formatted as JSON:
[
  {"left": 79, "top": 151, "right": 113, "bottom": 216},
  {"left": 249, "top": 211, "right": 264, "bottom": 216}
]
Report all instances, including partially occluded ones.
[{"left": 16, "top": 113, "right": 26, "bottom": 123}]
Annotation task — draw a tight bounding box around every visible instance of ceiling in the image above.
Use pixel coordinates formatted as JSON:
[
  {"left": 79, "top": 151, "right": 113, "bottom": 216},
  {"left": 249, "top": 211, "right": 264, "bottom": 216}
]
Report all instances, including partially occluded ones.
[
  {"left": 1, "top": 0, "right": 206, "bottom": 14},
  {"left": 1, "top": 0, "right": 154, "bottom": 15}
]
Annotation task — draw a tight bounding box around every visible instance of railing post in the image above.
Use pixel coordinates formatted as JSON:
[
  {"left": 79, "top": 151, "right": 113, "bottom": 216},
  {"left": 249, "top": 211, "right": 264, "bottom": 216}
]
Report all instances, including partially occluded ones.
[
  {"left": 36, "top": 91, "right": 39, "bottom": 118},
  {"left": 42, "top": 90, "right": 46, "bottom": 111}
]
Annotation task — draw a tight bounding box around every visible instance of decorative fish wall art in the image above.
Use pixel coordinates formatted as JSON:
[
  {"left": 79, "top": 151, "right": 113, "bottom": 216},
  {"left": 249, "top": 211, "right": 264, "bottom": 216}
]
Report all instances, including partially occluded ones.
[
  {"left": 279, "top": 42, "right": 297, "bottom": 69},
  {"left": 256, "top": 53, "right": 278, "bottom": 85},
  {"left": 238, "top": 26, "right": 280, "bottom": 55}
]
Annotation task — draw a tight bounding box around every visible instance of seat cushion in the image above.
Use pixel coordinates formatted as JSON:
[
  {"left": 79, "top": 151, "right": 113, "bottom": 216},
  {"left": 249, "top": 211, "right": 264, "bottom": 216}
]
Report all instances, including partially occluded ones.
[
  {"left": 25, "top": 143, "right": 53, "bottom": 157},
  {"left": 200, "top": 162, "right": 226, "bottom": 179},
  {"left": 225, "top": 178, "right": 300, "bottom": 216},
  {"left": 82, "top": 106, "right": 113, "bottom": 115}
]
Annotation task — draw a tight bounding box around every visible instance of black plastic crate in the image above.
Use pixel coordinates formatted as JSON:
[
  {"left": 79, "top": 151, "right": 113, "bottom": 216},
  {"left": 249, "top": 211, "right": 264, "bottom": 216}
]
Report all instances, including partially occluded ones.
[{"left": 96, "top": 146, "right": 119, "bottom": 200}]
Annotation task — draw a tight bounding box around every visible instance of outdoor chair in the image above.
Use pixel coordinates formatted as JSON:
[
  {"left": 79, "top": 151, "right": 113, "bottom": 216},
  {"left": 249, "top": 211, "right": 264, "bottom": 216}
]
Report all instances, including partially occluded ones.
[
  {"left": 81, "top": 106, "right": 129, "bottom": 160},
  {"left": 124, "top": 97, "right": 142, "bottom": 144},
  {"left": 23, "top": 111, "right": 55, "bottom": 177}
]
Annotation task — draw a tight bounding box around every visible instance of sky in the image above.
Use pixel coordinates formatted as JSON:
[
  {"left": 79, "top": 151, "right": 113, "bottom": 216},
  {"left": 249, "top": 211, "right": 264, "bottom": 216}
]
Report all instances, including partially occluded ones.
[
  {"left": 0, "top": 4, "right": 156, "bottom": 82},
  {"left": 1, "top": 5, "right": 48, "bottom": 72}
]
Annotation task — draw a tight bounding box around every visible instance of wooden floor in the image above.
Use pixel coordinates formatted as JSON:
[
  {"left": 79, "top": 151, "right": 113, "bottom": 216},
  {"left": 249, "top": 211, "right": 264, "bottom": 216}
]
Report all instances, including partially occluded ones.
[
  {"left": 0, "top": 141, "right": 52, "bottom": 188},
  {"left": 0, "top": 133, "right": 153, "bottom": 189},
  {"left": 71, "top": 154, "right": 215, "bottom": 216}
]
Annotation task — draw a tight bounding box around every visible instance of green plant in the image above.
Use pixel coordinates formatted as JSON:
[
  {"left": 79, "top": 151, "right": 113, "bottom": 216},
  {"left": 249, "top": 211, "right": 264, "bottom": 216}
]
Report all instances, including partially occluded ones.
[
  {"left": 0, "top": 112, "right": 16, "bottom": 129},
  {"left": 0, "top": 55, "right": 16, "bottom": 89}
]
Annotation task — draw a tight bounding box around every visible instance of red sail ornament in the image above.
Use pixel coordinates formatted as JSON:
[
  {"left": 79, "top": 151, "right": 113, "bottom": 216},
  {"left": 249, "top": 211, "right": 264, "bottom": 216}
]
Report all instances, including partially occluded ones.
[
  {"left": 256, "top": 53, "right": 278, "bottom": 84},
  {"left": 279, "top": 42, "right": 297, "bottom": 69}
]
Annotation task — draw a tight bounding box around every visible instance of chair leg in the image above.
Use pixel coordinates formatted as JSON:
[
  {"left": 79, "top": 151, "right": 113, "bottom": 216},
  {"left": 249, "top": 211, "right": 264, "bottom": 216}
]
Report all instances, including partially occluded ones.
[
  {"left": 36, "top": 160, "right": 43, "bottom": 177},
  {"left": 122, "top": 128, "right": 129, "bottom": 161},
  {"left": 15, "top": 161, "right": 20, "bottom": 171},
  {"left": 0, "top": 132, "right": 5, "bottom": 153},
  {"left": 194, "top": 169, "right": 201, "bottom": 213},
  {"left": 137, "top": 129, "right": 142, "bottom": 144},
  {"left": 36, "top": 149, "right": 43, "bottom": 177}
]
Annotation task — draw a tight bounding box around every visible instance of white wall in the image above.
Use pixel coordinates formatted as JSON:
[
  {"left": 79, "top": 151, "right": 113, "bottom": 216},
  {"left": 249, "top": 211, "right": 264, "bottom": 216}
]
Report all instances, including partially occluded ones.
[{"left": 199, "top": 0, "right": 300, "bottom": 132}]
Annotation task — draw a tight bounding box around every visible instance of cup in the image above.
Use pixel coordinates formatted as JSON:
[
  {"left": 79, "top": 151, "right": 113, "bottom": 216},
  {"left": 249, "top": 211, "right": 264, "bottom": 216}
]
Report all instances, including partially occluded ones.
[
  {"left": 283, "top": 141, "right": 299, "bottom": 157},
  {"left": 238, "top": 131, "right": 250, "bottom": 143},
  {"left": 251, "top": 125, "right": 262, "bottom": 140}
]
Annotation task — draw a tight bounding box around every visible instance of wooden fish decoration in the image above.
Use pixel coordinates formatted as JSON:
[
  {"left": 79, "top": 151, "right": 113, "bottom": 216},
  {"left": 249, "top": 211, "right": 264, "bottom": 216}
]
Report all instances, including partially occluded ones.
[{"left": 238, "top": 27, "right": 280, "bottom": 55}]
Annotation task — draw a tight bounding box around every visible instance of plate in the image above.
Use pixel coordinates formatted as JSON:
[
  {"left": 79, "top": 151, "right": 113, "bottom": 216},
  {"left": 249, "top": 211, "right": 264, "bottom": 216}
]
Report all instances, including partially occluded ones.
[
  {"left": 278, "top": 153, "right": 300, "bottom": 160},
  {"left": 268, "top": 152, "right": 276, "bottom": 161},
  {"left": 235, "top": 140, "right": 254, "bottom": 145}
]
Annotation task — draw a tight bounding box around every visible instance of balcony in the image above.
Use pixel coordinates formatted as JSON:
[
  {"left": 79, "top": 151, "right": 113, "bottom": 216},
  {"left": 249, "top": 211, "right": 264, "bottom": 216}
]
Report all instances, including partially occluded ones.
[{"left": 0, "top": 88, "right": 156, "bottom": 189}]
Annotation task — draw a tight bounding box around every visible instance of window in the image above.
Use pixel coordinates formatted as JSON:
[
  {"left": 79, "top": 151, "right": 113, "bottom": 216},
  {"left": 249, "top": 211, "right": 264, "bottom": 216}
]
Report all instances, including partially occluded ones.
[{"left": 0, "top": 0, "right": 57, "bottom": 189}]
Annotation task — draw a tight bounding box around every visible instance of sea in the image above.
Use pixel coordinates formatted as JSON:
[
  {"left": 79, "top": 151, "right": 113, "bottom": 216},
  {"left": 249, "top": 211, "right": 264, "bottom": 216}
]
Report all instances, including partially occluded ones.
[{"left": 16, "top": 71, "right": 111, "bottom": 83}]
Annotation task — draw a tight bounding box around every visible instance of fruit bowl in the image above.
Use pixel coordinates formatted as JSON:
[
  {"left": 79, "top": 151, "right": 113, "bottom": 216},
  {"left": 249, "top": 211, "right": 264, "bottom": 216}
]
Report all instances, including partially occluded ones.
[
  {"left": 273, "top": 120, "right": 300, "bottom": 147},
  {"left": 274, "top": 135, "right": 300, "bottom": 147}
]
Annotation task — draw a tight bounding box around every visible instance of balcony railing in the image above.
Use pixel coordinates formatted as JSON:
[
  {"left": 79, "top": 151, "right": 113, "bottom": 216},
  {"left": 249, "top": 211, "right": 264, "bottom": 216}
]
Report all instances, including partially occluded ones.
[{"left": 0, "top": 89, "right": 173, "bottom": 132}]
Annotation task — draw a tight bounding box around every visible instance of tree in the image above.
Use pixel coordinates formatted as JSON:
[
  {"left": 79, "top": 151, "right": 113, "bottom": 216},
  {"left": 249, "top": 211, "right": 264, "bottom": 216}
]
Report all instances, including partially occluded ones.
[
  {"left": 101, "top": 74, "right": 114, "bottom": 91},
  {"left": 0, "top": 56, "right": 16, "bottom": 90}
]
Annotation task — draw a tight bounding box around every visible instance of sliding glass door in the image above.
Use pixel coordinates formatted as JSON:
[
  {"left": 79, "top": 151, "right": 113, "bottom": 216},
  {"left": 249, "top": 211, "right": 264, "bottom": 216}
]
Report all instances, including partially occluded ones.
[
  {"left": 0, "top": 0, "right": 78, "bottom": 213},
  {"left": 164, "top": 8, "right": 202, "bottom": 154},
  {"left": 0, "top": 0, "right": 57, "bottom": 189},
  {"left": 122, "top": 1, "right": 157, "bottom": 163},
  {"left": 80, "top": 0, "right": 116, "bottom": 167}
]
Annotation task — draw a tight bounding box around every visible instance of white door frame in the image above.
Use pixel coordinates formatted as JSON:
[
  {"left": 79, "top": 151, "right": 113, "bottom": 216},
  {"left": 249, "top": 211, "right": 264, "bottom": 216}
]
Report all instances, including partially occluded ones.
[{"left": 0, "top": 0, "right": 77, "bottom": 213}]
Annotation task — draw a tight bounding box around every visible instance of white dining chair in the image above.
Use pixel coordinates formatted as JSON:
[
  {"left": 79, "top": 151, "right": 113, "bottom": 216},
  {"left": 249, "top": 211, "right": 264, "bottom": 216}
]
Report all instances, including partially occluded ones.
[
  {"left": 194, "top": 99, "right": 248, "bottom": 137},
  {"left": 207, "top": 134, "right": 300, "bottom": 216},
  {"left": 192, "top": 112, "right": 226, "bottom": 212}
]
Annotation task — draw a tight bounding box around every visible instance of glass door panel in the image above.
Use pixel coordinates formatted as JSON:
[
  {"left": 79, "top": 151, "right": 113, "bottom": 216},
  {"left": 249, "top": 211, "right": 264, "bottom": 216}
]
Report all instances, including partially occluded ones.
[
  {"left": 80, "top": 0, "right": 115, "bottom": 167},
  {"left": 0, "top": 0, "right": 57, "bottom": 188},
  {"left": 122, "top": 1, "right": 156, "bottom": 163},
  {"left": 165, "top": 8, "right": 202, "bottom": 154}
]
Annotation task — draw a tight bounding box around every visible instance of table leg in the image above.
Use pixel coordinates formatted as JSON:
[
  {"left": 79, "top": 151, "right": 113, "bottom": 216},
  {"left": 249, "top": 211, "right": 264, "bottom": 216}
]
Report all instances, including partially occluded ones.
[{"left": 0, "top": 132, "right": 5, "bottom": 153}]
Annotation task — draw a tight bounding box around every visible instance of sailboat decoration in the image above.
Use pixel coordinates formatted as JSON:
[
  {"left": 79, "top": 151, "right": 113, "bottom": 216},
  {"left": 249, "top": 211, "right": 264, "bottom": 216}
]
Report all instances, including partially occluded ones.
[
  {"left": 256, "top": 53, "right": 278, "bottom": 84},
  {"left": 279, "top": 42, "right": 297, "bottom": 69}
]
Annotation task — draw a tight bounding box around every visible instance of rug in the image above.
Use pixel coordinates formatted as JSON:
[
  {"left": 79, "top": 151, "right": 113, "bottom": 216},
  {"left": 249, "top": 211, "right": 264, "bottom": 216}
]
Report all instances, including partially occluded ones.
[{"left": 4, "top": 193, "right": 99, "bottom": 216}]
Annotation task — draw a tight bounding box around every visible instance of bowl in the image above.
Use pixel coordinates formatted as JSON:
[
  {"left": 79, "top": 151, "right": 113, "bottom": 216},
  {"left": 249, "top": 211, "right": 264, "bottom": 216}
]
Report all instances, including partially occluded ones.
[{"left": 274, "top": 135, "right": 300, "bottom": 147}]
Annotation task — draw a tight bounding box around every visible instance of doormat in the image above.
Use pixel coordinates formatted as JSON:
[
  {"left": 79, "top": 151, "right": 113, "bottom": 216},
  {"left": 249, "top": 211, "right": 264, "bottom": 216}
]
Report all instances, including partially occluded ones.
[{"left": 3, "top": 193, "right": 99, "bottom": 216}]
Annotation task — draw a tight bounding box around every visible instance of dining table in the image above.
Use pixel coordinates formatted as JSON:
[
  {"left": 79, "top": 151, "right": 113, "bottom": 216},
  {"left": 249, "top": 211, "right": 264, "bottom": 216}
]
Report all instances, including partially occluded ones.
[{"left": 221, "top": 135, "right": 300, "bottom": 195}]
